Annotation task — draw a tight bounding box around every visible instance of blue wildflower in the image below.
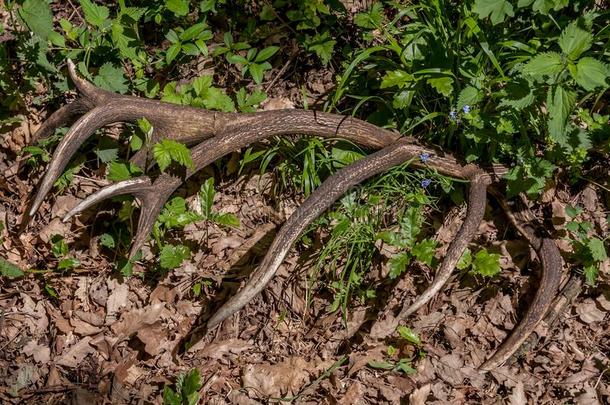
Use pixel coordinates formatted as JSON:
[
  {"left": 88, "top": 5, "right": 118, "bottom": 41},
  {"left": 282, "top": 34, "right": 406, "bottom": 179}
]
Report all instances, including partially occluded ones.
[
  {"left": 419, "top": 152, "right": 430, "bottom": 163},
  {"left": 462, "top": 104, "right": 471, "bottom": 114},
  {"left": 421, "top": 178, "right": 432, "bottom": 188},
  {"left": 449, "top": 109, "right": 458, "bottom": 121}
]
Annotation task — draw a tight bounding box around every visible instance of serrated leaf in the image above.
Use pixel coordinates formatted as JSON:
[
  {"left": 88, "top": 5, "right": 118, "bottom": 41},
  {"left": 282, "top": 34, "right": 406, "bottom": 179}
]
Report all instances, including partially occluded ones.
[
  {"left": 587, "top": 238, "right": 607, "bottom": 262},
  {"left": 522, "top": 52, "right": 563, "bottom": 80},
  {"left": 93, "top": 63, "right": 128, "bottom": 94},
  {"left": 18, "top": 0, "right": 54, "bottom": 40},
  {"left": 159, "top": 244, "right": 190, "bottom": 269},
  {"left": 473, "top": 0, "right": 514, "bottom": 25},
  {"left": 472, "top": 249, "right": 501, "bottom": 277},
  {"left": 499, "top": 77, "right": 534, "bottom": 110},
  {"left": 573, "top": 57, "right": 609, "bottom": 91},
  {"left": 426, "top": 76, "right": 454, "bottom": 97},
  {"left": 153, "top": 139, "right": 194, "bottom": 172},
  {"left": 0, "top": 258, "right": 24, "bottom": 278},
  {"left": 181, "top": 369, "right": 202, "bottom": 399},
  {"left": 305, "top": 31, "right": 335, "bottom": 66},
  {"left": 558, "top": 20, "right": 592, "bottom": 60},
  {"left": 79, "top": 0, "right": 110, "bottom": 28},
  {"left": 457, "top": 86, "right": 482, "bottom": 110},
  {"left": 411, "top": 239, "right": 437, "bottom": 266},
  {"left": 583, "top": 263, "right": 598, "bottom": 286},
  {"left": 547, "top": 85, "right": 576, "bottom": 145},
  {"left": 388, "top": 252, "right": 410, "bottom": 279}
]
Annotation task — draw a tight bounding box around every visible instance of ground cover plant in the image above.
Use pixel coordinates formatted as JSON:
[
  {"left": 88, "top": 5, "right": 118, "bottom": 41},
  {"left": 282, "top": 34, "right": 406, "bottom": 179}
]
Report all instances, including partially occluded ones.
[{"left": 1, "top": 0, "right": 609, "bottom": 403}]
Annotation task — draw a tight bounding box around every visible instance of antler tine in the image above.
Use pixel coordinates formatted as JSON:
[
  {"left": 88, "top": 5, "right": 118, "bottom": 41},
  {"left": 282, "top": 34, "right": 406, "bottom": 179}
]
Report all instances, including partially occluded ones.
[
  {"left": 480, "top": 191, "right": 563, "bottom": 370},
  {"left": 29, "top": 105, "right": 145, "bottom": 217},
  {"left": 396, "top": 174, "right": 489, "bottom": 319},
  {"left": 63, "top": 177, "right": 152, "bottom": 222}
]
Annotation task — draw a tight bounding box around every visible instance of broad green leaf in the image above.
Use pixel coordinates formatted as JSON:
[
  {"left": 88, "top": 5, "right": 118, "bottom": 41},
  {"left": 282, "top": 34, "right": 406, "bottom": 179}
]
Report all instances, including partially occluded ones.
[
  {"left": 166, "top": 0, "right": 189, "bottom": 16},
  {"left": 354, "top": 3, "right": 383, "bottom": 28},
  {"left": 107, "top": 161, "right": 143, "bottom": 182},
  {"left": 499, "top": 78, "right": 535, "bottom": 110},
  {"left": 58, "top": 258, "right": 80, "bottom": 270},
  {"left": 558, "top": 20, "right": 592, "bottom": 60},
  {"left": 214, "top": 213, "right": 240, "bottom": 228},
  {"left": 100, "top": 233, "right": 116, "bottom": 249},
  {"left": 367, "top": 361, "right": 395, "bottom": 370},
  {"left": 380, "top": 70, "right": 414, "bottom": 89},
  {"left": 180, "top": 23, "right": 208, "bottom": 42},
  {"left": 153, "top": 139, "right": 194, "bottom": 172},
  {"left": 587, "top": 238, "right": 608, "bottom": 262},
  {"left": 522, "top": 52, "right": 563, "bottom": 80},
  {"left": 426, "top": 76, "right": 454, "bottom": 97},
  {"left": 255, "top": 46, "right": 279, "bottom": 63},
  {"left": 565, "top": 205, "right": 582, "bottom": 218},
  {"left": 397, "top": 326, "right": 421, "bottom": 345},
  {"left": 159, "top": 244, "right": 190, "bottom": 269},
  {"left": 456, "top": 248, "right": 472, "bottom": 270},
  {"left": 388, "top": 252, "right": 410, "bottom": 279},
  {"left": 473, "top": 0, "right": 514, "bottom": 25},
  {"left": 0, "top": 258, "right": 24, "bottom": 278},
  {"left": 457, "top": 86, "right": 482, "bottom": 110},
  {"left": 547, "top": 85, "right": 576, "bottom": 145},
  {"left": 18, "top": 0, "right": 54, "bottom": 40},
  {"left": 573, "top": 57, "right": 609, "bottom": 91},
  {"left": 79, "top": 0, "right": 110, "bottom": 28},
  {"left": 248, "top": 63, "right": 265, "bottom": 84},
  {"left": 411, "top": 239, "right": 437, "bottom": 266},
  {"left": 93, "top": 63, "right": 128, "bottom": 94},
  {"left": 583, "top": 264, "right": 598, "bottom": 286},
  {"left": 472, "top": 249, "right": 501, "bottom": 277},
  {"left": 181, "top": 369, "right": 202, "bottom": 400},
  {"left": 163, "top": 386, "right": 181, "bottom": 405},
  {"left": 166, "top": 43, "right": 181, "bottom": 64}
]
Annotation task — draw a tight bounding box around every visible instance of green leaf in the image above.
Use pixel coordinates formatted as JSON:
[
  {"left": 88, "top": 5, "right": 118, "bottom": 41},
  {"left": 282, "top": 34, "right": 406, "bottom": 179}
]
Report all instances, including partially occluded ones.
[
  {"left": 473, "top": 0, "right": 514, "bottom": 25},
  {"left": 499, "top": 78, "right": 535, "bottom": 110},
  {"left": 214, "top": 213, "right": 240, "bottom": 228},
  {"left": 107, "top": 161, "right": 143, "bottom": 182},
  {"left": 388, "top": 252, "right": 410, "bottom": 279},
  {"left": 583, "top": 264, "right": 598, "bottom": 286},
  {"left": 380, "top": 70, "right": 414, "bottom": 89},
  {"left": 558, "top": 20, "right": 592, "bottom": 60},
  {"left": 79, "top": 0, "right": 110, "bottom": 28},
  {"left": 472, "top": 249, "right": 501, "bottom": 277},
  {"left": 255, "top": 46, "right": 279, "bottom": 63},
  {"left": 573, "top": 57, "right": 609, "bottom": 91},
  {"left": 397, "top": 326, "right": 421, "bottom": 345},
  {"left": 166, "top": 0, "right": 189, "bottom": 16},
  {"left": 159, "top": 244, "right": 190, "bottom": 269},
  {"left": 522, "top": 52, "right": 563, "bottom": 80},
  {"left": 18, "top": 0, "right": 54, "bottom": 40},
  {"left": 248, "top": 63, "right": 265, "bottom": 84},
  {"left": 354, "top": 3, "right": 383, "bottom": 29},
  {"left": 100, "top": 233, "right": 116, "bottom": 249},
  {"left": 153, "top": 139, "right": 194, "bottom": 172},
  {"left": 58, "top": 258, "right": 80, "bottom": 270},
  {"left": 426, "top": 76, "right": 454, "bottom": 97},
  {"left": 166, "top": 43, "right": 181, "bottom": 64},
  {"left": 180, "top": 23, "right": 208, "bottom": 42},
  {"left": 181, "top": 369, "right": 202, "bottom": 402},
  {"left": 456, "top": 248, "right": 472, "bottom": 270},
  {"left": 367, "top": 360, "right": 395, "bottom": 370},
  {"left": 0, "top": 258, "right": 24, "bottom": 278},
  {"left": 93, "top": 63, "right": 128, "bottom": 94},
  {"left": 162, "top": 386, "right": 181, "bottom": 405},
  {"left": 305, "top": 31, "right": 335, "bottom": 66},
  {"left": 457, "top": 86, "right": 482, "bottom": 110},
  {"left": 587, "top": 238, "right": 607, "bottom": 262},
  {"left": 547, "top": 85, "right": 576, "bottom": 145},
  {"left": 411, "top": 239, "right": 437, "bottom": 266},
  {"left": 565, "top": 205, "right": 582, "bottom": 218}
]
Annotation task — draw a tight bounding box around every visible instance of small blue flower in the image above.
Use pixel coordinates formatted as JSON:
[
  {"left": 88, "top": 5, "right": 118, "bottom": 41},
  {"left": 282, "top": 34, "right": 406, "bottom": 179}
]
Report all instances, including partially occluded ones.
[
  {"left": 449, "top": 109, "right": 458, "bottom": 121},
  {"left": 421, "top": 178, "right": 432, "bottom": 188},
  {"left": 419, "top": 152, "right": 430, "bottom": 163},
  {"left": 462, "top": 104, "right": 471, "bottom": 114}
]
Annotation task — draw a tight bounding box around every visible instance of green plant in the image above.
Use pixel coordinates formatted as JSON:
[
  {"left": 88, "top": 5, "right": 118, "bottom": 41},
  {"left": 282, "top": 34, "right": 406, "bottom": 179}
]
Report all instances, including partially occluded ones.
[
  {"left": 163, "top": 368, "right": 202, "bottom": 405},
  {"left": 564, "top": 205, "right": 608, "bottom": 285},
  {"left": 50, "top": 235, "right": 80, "bottom": 270}
]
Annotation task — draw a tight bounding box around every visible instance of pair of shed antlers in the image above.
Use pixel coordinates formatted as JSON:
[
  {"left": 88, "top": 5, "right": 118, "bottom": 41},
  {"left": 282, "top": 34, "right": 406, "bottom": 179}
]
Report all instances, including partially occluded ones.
[{"left": 26, "top": 61, "right": 563, "bottom": 370}]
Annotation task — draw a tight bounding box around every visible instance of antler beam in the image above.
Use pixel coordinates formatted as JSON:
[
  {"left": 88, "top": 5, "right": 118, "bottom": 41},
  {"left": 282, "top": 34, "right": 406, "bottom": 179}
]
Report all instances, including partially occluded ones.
[{"left": 27, "top": 61, "right": 563, "bottom": 370}]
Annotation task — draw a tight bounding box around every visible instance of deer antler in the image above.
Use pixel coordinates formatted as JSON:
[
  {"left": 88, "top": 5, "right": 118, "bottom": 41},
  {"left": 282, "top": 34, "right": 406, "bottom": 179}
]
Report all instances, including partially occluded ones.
[{"left": 27, "top": 61, "right": 563, "bottom": 370}]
